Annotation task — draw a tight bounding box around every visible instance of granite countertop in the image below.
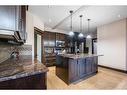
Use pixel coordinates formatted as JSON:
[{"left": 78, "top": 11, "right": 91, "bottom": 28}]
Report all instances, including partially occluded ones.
[
  {"left": 58, "top": 53, "right": 103, "bottom": 59},
  {"left": 0, "top": 55, "right": 48, "bottom": 82}
]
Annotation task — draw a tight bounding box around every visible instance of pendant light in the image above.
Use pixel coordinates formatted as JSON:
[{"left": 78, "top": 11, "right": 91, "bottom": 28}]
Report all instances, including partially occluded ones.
[
  {"left": 69, "top": 10, "right": 74, "bottom": 36},
  {"left": 78, "top": 15, "right": 84, "bottom": 38},
  {"left": 86, "top": 19, "right": 92, "bottom": 39}
]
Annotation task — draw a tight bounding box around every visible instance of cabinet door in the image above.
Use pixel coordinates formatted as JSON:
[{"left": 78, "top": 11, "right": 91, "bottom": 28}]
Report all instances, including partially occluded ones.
[
  {"left": 78, "top": 59, "right": 86, "bottom": 78},
  {"left": 60, "top": 34, "right": 65, "bottom": 41},
  {"left": 0, "top": 6, "right": 16, "bottom": 30},
  {"left": 49, "top": 32, "right": 55, "bottom": 46},
  {"left": 69, "top": 59, "right": 78, "bottom": 83},
  {"left": 43, "top": 32, "right": 49, "bottom": 46},
  {"left": 85, "top": 57, "right": 92, "bottom": 74},
  {"left": 16, "top": 6, "right": 26, "bottom": 41},
  {"left": 56, "top": 33, "right": 59, "bottom": 41},
  {"left": 20, "top": 6, "right": 26, "bottom": 41},
  {"left": 92, "top": 56, "right": 98, "bottom": 73}
]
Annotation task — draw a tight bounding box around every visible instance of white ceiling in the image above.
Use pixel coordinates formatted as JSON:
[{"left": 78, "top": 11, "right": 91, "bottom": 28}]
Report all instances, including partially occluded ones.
[{"left": 29, "top": 5, "right": 127, "bottom": 34}]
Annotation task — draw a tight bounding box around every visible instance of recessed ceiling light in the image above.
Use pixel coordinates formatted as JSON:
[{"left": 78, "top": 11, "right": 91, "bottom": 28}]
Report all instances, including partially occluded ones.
[{"left": 117, "top": 14, "right": 121, "bottom": 18}]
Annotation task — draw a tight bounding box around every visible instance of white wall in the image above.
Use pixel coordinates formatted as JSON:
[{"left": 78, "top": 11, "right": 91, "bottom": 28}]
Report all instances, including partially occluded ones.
[
  {"left": 33, "top": 15, "right": 44, "bottom": 31},
  {"left": 25, "top": 11, "right": 45, "bottom": 60},
  {"left": 25, "top": 11, "right": 34, "bottom": 60},
  {"left": 97, "top": 19, "right": 127, "bottom": 71}
]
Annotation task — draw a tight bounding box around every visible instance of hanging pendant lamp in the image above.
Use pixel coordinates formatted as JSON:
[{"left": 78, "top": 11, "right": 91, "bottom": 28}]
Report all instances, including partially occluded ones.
[
  {"left": 78, "top": 15, "right": 84, "bottom": 38},
  {"left": 69, "top": 10, "right": 74, "bottom": 36},
  {"left": 86, "top": 19, "right": 92, "bottom": 39}
]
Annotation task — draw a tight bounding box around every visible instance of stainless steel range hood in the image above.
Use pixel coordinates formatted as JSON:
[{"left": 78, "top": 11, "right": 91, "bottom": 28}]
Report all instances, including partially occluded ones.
[{"left": 0, "top": 29, "right": 24, "bottom": 43}]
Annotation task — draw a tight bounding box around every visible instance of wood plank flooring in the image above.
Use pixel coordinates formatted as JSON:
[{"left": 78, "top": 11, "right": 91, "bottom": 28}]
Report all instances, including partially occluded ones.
[{"left": 47, "top": 66, "right": 127, "bottom": 90}]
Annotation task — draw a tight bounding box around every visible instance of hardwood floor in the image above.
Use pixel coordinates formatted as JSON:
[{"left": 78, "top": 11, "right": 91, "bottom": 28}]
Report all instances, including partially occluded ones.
[{"left": 47, "top": 66, "right": 127, "bottom": 89}]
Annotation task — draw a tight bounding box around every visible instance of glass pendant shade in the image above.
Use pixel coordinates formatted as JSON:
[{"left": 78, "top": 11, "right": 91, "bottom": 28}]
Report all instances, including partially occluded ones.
[
  {"left": 78, "top": 15, "right": 84, "bottom": 38},
  {"left": 78, "top": 33, "right": 84, "bottom": 38},
  {"left": 69, "top": 31, "right": 74, "bottom": 36},
  {"left": 86, "top": 35, "right": 92, "bottom": 39},
  {"left": 86, "top": 19, "right": 92, "bottom": 39},
  {"left": 69, "top": 10, "right": 74, "bottom": 36}
]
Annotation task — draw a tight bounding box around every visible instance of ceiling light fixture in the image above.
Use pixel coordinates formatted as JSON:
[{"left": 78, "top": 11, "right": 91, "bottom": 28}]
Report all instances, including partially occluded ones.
[
  {"left": 78, "top": 15, "right": 84, "bottom": 38},
  {"left": 69, "top": 10, "right": 74, "bottom": 36},
  {"left": 86, "top": 19, "right": 92, "bottom": 39}
]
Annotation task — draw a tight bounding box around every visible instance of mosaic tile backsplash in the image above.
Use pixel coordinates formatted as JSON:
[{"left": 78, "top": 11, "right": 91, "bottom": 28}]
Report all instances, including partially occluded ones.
[{"left": 0, "top": 44, "right": 32, "bottom": 63}]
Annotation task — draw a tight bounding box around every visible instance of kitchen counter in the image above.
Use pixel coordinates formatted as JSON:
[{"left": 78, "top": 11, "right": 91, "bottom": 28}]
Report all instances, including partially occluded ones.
[
  {"left": 0, "top": 55, "right": 48, "bottom": 82},
  {"left": 58, "top": 53, "right": 102, "bottom": 59}
]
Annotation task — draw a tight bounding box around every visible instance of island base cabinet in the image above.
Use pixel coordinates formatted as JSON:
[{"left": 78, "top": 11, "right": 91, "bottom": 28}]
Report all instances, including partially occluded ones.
[
  {"left": 56, "top": 55, "right": 98, "bottom": 85},
  {"left": 0, "top": 73, "right": 47, "bottom": 89},
  {"left": 69, "top": 59, "right": 79, "bottom": 83},
  {"left": 78, "top": 59, "right": 87, "bottom": 78},
  {"left": 68, "top": 57, "right": 98, "bottom": 84}
]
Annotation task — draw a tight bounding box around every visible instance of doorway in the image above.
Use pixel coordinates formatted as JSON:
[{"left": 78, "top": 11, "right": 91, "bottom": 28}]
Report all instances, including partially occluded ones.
[{"left": 34, "top": 27, "right": 43, "bottom": 63}]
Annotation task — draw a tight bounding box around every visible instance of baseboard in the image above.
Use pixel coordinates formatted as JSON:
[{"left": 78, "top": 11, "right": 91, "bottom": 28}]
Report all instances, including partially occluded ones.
[{"left": 98, "top": 65, "right": 127, "bottom": 73}]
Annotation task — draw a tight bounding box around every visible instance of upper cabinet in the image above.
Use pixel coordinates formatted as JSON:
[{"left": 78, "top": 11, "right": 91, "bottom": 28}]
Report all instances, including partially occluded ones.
[
  {"left": 56, "top": 33, "right": 67, "bottom": 47},
  {"left": 17, "top": 6, "right": 27, "bottom": 42},
  {"left": 0, "top": 6, "right": 16, "bottom": 30},
  {"left": 43, "top": 31, "right": 56, "bottom": 47},
  {"left": 56, "top": 33, "right": 66, "bottom": 41},
  {"left": 0, "top": 6, "right": 27, "bottom": 44}
]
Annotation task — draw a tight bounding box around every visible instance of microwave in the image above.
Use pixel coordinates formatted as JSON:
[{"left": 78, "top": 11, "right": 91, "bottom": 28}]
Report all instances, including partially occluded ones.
[{"left": 56, "top": 40, "right": 65, "bottom": 47}]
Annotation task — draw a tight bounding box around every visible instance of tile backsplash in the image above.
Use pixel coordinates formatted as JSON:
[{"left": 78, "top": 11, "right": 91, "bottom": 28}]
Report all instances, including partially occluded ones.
[{"left": 0, "top": 44, "right": 32, "bottom": 63}]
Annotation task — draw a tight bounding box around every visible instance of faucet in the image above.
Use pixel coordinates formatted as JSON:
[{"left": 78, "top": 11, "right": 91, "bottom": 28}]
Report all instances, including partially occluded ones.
[{"left": 10, "top": 50, "right": 19, "bottom": 59}]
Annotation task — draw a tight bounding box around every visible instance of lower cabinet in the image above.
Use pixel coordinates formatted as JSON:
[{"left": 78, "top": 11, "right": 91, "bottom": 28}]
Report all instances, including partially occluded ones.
[
  {"left": 69, "top": 57, "right": 98, "bottom": 84},
  {"left": 0, "top": 73, "right": 47, "bottom": 89},
  {"left": 56, "top": 55, "right": 98, "bottom": 85},
  {"left": 69, "top": 59, "right": 78, "bottom": 83},
  {"left": 78, "top": 59, "right": 86, "bottom": 78}
]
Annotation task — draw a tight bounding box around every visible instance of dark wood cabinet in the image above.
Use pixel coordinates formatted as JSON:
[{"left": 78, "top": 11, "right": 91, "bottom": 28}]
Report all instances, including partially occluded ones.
[
  {"left": 18, "top": 6, "right": 27, "bottom": 42},
  {"left": 56, "top": 33, "right": 67, "bottom": 48},
  {"left": 0, "top": 6, "right": 27, "bottom": 43},
  {"left": 43, "top": 31, "right": 49, "bottom": 46},
  {"left": 69, "top": 59, "right": 87, "bottom": 83},
  {"left": 43, "top": 31, "right": 68, "bottom": 67},
  {"left": 0, "top": 6, "right": 16, "bottom": 30},
  {"left": 86, "top": 57, "right": 92, "bottom": 74},
  {"left": 78, "top": 59, "right": 87, "bottom": 78},
  {"left": 85, "top": 57, "right": 98, "bottom": 74},
  {"left": 43, "top": 31, "right": 56, "bottom": 66},
  {"left": 56, "top": 33, "right": 66, "bottom": 41},
  {"left": 92, "top": 56, "right": 98, "bottom": 73},
  {"left": 0, "top": 73, "right": 47, "bottom": 89},
  {"left": 69, "top": 59, "right": 78, "bottom": 82},
  {"left": 56, "top": 55, "right": 98, "bottom": 84},
  {"left": 43, "top": 31, "right": 56, "bottom": 47}
]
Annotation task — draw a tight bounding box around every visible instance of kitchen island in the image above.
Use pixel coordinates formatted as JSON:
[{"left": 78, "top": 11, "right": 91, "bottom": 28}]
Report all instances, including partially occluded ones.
[
  {"left": 0, "top": 55, "right": 48, "bottom": 89},
  {"left": 56, "top": 54, "right": 101, "bottom": 85}
]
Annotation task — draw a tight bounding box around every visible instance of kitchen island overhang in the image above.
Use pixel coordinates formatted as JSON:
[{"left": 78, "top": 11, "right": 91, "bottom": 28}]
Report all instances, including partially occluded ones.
[{"left": 56, "top": 54, "right": 102, "bottom": 85}]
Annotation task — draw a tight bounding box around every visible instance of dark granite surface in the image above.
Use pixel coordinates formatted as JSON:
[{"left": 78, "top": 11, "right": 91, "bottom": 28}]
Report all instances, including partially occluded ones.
[
  {"left": 58, "top": 53, "right": 103, "bottom": 59},
  {"left": 0, "top": 55, "right": 48, "bottom": 82}
]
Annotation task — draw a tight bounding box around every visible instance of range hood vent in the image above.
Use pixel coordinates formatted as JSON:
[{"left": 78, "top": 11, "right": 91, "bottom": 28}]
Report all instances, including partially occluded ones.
[{"left": 0, "top": 29, "right": 24, "bottom": 44}]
